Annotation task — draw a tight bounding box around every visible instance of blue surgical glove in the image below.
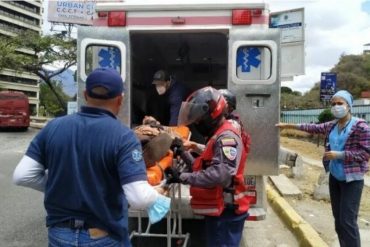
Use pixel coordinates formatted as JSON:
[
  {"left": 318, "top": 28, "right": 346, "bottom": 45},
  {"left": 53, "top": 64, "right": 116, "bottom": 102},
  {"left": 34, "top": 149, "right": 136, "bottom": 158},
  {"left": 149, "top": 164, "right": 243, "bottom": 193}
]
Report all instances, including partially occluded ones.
[{"left": 147, "top": 195, "right": 171, "bottom": 224}]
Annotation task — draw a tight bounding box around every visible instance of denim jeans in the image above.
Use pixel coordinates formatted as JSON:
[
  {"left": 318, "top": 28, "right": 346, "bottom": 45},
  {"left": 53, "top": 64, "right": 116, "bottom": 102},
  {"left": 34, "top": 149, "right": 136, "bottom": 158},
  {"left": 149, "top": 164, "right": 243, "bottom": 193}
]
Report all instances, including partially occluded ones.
[
  {"left": 329, "top": 174, "right": 364, "bottom": 247},
  {"left": 204, "top": 209, "right": 248, "bottom": 247},
  {"left": 48, "top": 227, "right": 126, "bottom": 247}
]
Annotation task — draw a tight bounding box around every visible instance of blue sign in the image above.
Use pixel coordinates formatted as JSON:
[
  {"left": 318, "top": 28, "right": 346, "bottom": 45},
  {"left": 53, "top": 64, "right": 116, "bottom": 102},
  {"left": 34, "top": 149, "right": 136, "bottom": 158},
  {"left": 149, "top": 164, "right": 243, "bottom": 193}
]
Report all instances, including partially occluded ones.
[
  {"left": 98, "top": 47, "right": 121, "bottom": 70},
  {"left": 320, "top": 72, "right": 337, "bottom": 101},
  {"left": 236, "top": 47, "right": 261, "bottom": 72}
]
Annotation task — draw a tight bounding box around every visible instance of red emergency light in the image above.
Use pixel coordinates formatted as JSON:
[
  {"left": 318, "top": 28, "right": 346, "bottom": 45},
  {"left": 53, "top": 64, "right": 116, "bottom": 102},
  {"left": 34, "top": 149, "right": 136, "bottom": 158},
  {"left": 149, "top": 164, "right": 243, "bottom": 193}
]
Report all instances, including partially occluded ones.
[
  {"left": 108, "top": 11, "right": 126, "bottom": 27},
  {"left": 232, "top": 9, "right": 262, "bottom": 25},
  {"left": 232, "top": 9, "right": 251, "bottom": 25}
]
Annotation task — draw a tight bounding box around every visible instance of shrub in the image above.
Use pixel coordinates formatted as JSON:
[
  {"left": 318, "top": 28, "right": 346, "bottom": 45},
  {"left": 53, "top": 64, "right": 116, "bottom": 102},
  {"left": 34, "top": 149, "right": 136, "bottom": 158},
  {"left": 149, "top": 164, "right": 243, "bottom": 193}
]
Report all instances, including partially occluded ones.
[{"left": 318, "top": 108, "right": 334, "bottom": 123}]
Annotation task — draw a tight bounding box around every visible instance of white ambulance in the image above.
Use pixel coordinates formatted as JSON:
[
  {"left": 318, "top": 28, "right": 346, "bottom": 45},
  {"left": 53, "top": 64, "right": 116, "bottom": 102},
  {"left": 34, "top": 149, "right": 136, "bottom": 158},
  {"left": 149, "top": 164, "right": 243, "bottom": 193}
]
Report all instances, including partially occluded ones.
[{"left": 77, "top": 0, "right": 304, "bottom": 245}]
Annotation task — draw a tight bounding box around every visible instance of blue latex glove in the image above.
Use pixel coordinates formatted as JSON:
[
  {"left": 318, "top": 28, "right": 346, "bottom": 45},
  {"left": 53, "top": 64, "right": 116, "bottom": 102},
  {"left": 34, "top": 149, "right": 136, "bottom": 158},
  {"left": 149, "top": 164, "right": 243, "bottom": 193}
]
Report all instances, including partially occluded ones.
[{"left": 147, "top": 195, "right": 171, "bottom": 224}]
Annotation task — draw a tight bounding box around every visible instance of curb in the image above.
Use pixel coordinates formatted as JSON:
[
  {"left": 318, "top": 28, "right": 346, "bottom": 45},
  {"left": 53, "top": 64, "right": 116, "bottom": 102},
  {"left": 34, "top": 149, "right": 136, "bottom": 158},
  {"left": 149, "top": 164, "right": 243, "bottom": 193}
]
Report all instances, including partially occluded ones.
[
  {"left": 30, "top": 122, "right": 46, "bottom": 129},
  {"left": 266, "top": 184, "right": 328, "bottom": 247}
]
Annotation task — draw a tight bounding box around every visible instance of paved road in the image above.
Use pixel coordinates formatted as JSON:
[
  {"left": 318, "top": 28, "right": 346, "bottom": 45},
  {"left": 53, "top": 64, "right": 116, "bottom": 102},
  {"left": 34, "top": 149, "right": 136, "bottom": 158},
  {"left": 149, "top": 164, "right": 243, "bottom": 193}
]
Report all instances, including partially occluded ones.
[
  {"left": 0, "top": 128, "right": 298, "bottom": 247},
  {"left": 0, "top": 128, "right": 47, "bottom": 247},
  {"left": 242, "top": 204, "right": 298, "bottom": 247}
]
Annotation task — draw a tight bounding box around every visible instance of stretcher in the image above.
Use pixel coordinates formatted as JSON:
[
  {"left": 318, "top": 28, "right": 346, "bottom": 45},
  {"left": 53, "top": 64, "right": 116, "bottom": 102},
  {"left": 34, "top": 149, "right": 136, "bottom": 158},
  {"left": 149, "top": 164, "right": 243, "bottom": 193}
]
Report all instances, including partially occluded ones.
[
  {"left": 130, "top": 159, "right": 191, "bottom": 247},
  {"left": 129, "top": 126, "right": 191, "bottom": 246}
]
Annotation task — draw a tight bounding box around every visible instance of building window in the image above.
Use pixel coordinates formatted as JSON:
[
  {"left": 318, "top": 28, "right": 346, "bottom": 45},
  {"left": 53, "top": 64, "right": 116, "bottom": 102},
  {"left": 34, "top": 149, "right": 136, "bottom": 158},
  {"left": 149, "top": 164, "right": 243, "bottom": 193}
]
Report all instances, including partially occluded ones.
[
  {"left": 7, "top": 1, "right": 40, "bottom": 15},
  {"left": 0, "top": 6, "right": 40, "bottom": 26},
  {"left": 0, "top": 75, "right": 38, "bottom": 86}
]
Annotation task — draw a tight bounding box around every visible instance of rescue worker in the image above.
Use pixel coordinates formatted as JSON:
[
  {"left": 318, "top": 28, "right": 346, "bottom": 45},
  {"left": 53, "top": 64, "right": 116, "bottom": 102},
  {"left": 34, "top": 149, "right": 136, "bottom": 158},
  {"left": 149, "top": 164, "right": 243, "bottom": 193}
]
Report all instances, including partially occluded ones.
[
  {"left": 150, "top": 69, "right": 189, "bottom": 126},
  {"left": 13, "top": 68, "right": 170, "bottom": 247},
  {"left": 166, "top": 86, "right": 250, "bottom": 247},
  {"left": 219, "top": 89, "right": 251, "bottom": 153},
  {"left": 182, "top": 88, "right": 251, "bottom": 155}
]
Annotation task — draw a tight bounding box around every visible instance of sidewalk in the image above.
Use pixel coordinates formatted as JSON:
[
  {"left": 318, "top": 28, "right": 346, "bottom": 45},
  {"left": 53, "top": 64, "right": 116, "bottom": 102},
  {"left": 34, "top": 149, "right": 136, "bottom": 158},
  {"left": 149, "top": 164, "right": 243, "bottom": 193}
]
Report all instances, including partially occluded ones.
[{"left": 278, "top": 147, "right": 370, "bottom": 247}]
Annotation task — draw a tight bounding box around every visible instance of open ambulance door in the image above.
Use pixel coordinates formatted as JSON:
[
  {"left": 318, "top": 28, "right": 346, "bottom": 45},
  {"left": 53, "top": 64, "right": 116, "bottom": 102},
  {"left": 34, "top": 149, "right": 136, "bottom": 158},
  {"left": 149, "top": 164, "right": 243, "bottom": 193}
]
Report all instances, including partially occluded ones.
[
  {"left": 228, "top": 28, "right": 281, "bottom": 220},
  {"left": 270, "top": 8, "right": 305, "bottom": 81},
  {"left": 77, "top": 27, "right": 130, "bottom": 125}
]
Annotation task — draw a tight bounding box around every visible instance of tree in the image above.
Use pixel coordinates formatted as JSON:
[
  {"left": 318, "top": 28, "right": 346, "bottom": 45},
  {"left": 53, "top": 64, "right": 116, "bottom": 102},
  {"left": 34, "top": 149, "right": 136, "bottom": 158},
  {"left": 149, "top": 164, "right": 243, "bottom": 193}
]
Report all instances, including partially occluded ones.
[
  {"left": 280, "top": 86, "right": 304, "bottom": 109},
  {"left": 331, "top": 53, "right": 370, "bottom": 98},
  {"left": 281, "top": 86, "right": 293, "bottom": 94},
  {"left": 40, "top": 80, "right": 71, "bottom": 117},
  {"left": 282, "top": 53, "right": 370, "bottom": 109},
  {"left": 0, "top": 35, "right": 17, "bottom": 71},
  {"left": 0, "top": 31, "right": 77, "bottom": 114}
]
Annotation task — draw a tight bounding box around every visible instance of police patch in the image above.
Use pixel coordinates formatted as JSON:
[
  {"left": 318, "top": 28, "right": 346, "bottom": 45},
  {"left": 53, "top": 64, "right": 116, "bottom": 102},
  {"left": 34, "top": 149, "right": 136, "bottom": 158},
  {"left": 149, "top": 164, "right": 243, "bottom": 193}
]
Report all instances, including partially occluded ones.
[
  {"left": 222, "top": 146, "right": 237, "bottom": 161},
  {"left": 132, "top": 149, "right": 142, "bottom": 162}
]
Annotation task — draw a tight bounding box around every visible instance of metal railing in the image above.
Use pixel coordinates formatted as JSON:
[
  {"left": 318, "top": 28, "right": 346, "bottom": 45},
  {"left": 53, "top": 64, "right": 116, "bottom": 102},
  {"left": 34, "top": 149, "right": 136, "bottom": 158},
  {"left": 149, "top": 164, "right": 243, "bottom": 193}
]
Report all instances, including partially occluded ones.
[{"left": 281, "top": 104, "right": 370, "bottom": 123}]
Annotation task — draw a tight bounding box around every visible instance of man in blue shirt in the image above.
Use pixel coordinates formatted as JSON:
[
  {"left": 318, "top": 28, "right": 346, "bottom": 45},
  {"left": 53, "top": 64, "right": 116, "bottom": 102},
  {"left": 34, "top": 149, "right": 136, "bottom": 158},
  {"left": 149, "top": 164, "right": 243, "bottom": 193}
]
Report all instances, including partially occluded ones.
[{"left": 13, "top": 68, "right": 170, "bottom": 247}]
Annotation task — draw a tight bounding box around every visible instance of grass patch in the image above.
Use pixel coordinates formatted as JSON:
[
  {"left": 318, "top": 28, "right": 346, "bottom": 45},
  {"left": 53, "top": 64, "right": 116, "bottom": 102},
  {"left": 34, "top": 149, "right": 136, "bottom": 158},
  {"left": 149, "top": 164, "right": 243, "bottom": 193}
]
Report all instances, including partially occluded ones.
[{"left": 280, "top": 129, "right": 325, "bottom": 146}]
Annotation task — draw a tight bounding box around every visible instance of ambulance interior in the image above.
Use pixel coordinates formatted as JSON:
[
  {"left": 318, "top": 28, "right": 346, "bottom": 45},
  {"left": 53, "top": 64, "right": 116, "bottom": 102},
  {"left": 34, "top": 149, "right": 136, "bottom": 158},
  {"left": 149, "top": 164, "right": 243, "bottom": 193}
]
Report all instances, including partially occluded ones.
[{"left": 130, "top": 31, "right": 228, "bottom": 127}]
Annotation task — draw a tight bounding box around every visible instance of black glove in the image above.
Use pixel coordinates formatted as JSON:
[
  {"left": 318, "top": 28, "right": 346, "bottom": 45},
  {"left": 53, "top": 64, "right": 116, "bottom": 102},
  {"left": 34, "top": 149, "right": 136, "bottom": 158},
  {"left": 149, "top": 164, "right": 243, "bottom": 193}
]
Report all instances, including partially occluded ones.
[
  {"left": 170, "top": 137, "right": 184, "bottom": 157},
  {"left": 165, "top": 166, "right": 182, "bottom": 184}
]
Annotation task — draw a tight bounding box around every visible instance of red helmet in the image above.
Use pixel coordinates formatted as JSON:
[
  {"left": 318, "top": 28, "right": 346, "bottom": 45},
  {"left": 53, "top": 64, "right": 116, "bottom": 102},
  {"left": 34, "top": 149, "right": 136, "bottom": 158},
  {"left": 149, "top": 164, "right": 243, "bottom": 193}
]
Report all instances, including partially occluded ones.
[{"left": 178, "top": 86, "right": 227, "bottom": 136}]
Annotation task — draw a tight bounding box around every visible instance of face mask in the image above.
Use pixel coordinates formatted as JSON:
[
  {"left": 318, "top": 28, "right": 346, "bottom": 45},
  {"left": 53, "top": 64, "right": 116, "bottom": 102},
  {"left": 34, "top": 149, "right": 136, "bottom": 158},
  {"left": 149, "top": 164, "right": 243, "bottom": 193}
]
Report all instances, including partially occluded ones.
[
  {"left": 331, "top": 105, "right": 348, "bottom": 119},
  {"left": 156, "top": 85, "right": 166, "bottom": 95},
  {"left": 147, "top": 195, "right": 171, "bottom": 224}
]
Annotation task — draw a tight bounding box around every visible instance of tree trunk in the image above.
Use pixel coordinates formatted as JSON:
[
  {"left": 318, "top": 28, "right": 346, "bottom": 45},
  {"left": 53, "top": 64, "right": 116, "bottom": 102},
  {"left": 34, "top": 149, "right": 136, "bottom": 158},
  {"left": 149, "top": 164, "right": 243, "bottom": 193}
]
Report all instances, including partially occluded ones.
[
  {"left": 36, "top": 70, "right": 68, "bottom": 115},
  {"left": 44, "top": 78, "right": 67, "bottom": 114}
]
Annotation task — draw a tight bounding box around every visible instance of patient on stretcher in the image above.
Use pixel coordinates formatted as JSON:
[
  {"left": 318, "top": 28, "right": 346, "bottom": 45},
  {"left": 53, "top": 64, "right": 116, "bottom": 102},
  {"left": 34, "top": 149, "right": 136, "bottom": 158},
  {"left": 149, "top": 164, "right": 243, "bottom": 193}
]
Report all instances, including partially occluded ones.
[{"left": 133, "top": 116, "right": 191, "bottom": 186}]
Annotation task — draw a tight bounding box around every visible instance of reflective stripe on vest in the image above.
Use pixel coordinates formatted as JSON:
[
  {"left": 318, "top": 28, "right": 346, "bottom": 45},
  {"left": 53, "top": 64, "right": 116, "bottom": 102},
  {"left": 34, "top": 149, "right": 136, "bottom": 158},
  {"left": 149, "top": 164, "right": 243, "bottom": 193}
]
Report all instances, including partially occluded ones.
[
  {"left": 234, "top": 190, "right": 256, "bottom": 200},
  {"left": 192, "top": 208, "right": 221, "bottom": 215}
]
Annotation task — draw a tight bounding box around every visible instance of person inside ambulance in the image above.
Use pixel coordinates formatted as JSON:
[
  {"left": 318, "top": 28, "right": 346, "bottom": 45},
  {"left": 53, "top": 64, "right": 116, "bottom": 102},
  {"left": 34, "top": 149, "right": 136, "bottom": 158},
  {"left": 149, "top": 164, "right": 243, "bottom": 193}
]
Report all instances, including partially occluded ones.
[
  {"left": 149, "top": 69, "right": 189, "bottom": 126},
  {"left": 166, "top": 86, "right": 250, "bottom": 247}
]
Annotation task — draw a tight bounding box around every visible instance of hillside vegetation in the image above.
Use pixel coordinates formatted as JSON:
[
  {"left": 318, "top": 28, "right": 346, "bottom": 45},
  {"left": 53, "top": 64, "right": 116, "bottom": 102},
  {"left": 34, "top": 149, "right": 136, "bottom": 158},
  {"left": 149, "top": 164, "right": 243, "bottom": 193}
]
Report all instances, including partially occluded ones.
[{"left": 282, "top": 53, "right": 370, "bottom": 110}]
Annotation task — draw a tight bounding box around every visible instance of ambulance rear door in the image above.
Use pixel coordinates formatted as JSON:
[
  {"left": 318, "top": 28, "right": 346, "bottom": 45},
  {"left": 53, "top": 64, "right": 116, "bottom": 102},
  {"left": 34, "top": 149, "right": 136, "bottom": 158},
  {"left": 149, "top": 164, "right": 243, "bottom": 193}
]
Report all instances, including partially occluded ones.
[
  {"left": 77, "top": 27, "right": 130, "bottom": 125},
  {"left": 270, "top": 8, "right": 305, "bottom": 81},
  {"left": 228, "top": 28, "right": 281, "bottom": 176}
]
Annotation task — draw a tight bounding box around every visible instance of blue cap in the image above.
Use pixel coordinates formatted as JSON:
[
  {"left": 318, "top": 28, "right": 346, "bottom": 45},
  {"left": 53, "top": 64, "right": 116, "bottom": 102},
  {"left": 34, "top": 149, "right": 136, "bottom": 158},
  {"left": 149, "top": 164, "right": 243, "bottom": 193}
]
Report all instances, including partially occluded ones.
[
  {"left": 86, "top": 68, "right": 124, "bottom": 99},
  {"left": 332, "top": 90, "right": 353, "bottom": 111}
]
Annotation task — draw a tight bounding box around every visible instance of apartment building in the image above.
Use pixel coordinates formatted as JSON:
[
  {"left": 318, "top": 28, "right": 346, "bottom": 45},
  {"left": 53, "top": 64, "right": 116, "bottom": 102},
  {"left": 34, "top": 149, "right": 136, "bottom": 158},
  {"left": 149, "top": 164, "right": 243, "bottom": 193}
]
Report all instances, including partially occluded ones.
[
  {"left": 364, "top": 43, "right": 370, "bottom": 55},
  {"left": 0, "top": 1, "right": 43, "bottom": 116}
]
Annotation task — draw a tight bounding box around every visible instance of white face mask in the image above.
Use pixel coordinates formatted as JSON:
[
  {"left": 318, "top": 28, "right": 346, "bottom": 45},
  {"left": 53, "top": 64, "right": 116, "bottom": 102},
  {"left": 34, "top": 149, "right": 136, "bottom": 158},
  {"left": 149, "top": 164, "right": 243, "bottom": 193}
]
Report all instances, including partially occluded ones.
[
  {"left": 331, "top": 105, "right": 348, "bottom": 119},
  {"left": 156, "top": 85, "right": 167, "bottom": 95}
]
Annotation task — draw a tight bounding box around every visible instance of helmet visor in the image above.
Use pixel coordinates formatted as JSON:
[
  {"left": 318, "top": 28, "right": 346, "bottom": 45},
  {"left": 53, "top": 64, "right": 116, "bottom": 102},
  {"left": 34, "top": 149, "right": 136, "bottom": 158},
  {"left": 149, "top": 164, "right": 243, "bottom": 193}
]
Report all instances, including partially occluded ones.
[{"left": 177, "top": 101, "right": 209, "bottom": 126}]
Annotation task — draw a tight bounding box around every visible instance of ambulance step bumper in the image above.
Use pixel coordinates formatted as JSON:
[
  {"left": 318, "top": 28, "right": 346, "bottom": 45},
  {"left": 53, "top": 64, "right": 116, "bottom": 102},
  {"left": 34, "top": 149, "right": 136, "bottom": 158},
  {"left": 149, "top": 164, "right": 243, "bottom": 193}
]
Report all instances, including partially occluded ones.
[{"left": 247, "top": 207, "right": 266, "bottom": 221}]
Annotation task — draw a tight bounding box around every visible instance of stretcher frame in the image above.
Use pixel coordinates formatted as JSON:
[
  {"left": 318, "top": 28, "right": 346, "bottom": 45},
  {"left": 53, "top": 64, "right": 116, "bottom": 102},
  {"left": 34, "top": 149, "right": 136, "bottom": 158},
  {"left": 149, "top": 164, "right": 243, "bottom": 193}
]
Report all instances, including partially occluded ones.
[{"left": 129, "top": 160, "right": 191, "bottom": 247}]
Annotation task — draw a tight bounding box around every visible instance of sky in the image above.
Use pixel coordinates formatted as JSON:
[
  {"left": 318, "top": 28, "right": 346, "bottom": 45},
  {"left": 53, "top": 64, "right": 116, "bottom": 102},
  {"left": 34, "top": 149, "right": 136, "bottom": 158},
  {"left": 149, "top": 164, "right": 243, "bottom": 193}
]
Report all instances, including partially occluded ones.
[
  {"left": 267, "top": 0, "right": 370, "bottom": 93},
  {"left": 42, "top": 0, "right": 370, "bottom": 94}
]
